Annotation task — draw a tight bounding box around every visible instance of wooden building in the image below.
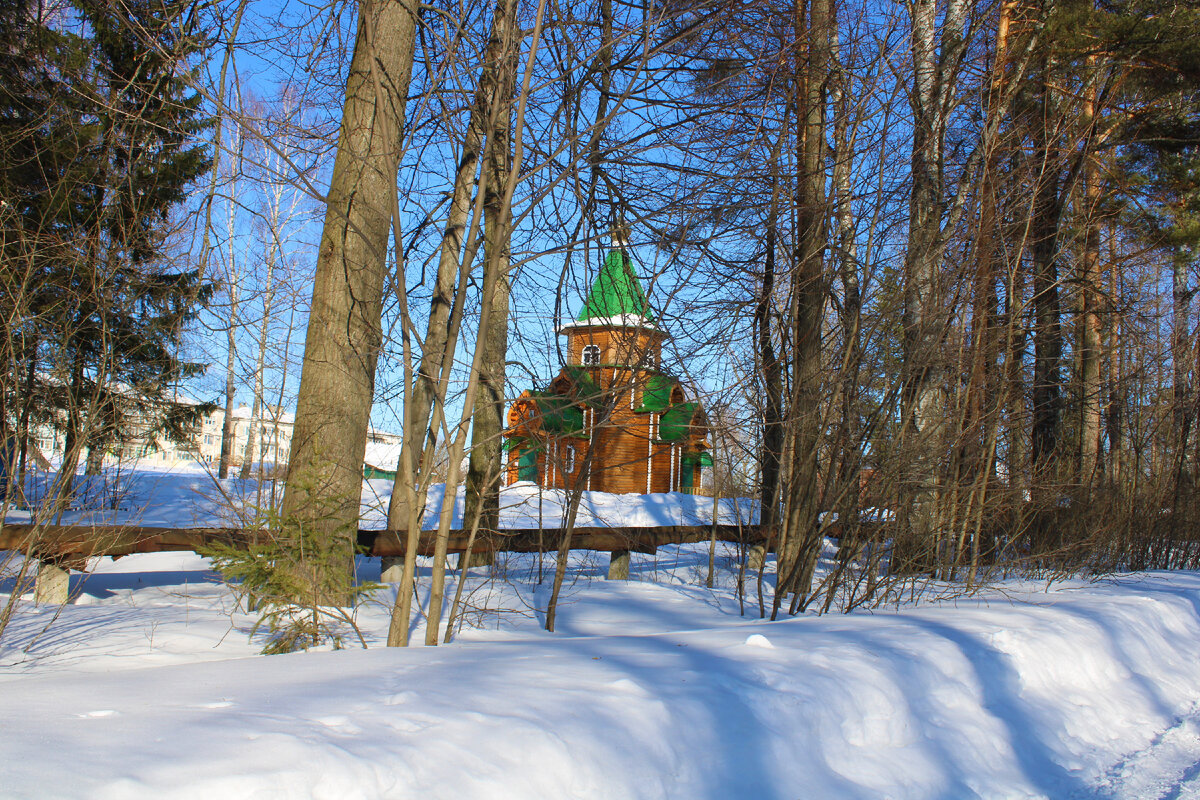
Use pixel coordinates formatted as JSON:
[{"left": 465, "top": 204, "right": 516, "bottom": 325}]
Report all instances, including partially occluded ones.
[{"left": 505, "top": 245, "right": 711, "bottom": 494}]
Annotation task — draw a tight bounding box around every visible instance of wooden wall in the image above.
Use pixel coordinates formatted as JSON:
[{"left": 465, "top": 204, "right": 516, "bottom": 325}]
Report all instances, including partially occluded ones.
[
  {"left": 506, "top": 405, "right": 695, "bottom": 495},
  {"left": 565, "top": 325, "right": 666, "bottom": 369},
  {"left": 506, "top": 321, "right": 703, "bottom": 495}
]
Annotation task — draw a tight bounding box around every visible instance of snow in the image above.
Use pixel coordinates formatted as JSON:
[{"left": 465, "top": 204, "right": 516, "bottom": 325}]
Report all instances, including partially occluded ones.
[
  {"left": 556, "top": 313, "right": 661, "bottom": 332},
  {"left": 4, "top": 471, "right": 1200, "bottom": 798},
  {"left": 4, "top": 468, "right": 759, "bottom": 529},
  {"left": 362, "top": 440, "right": 402, "bottom": 471},
  {"left": 380, "top": 480, "right": 760, "bottom": 530}
]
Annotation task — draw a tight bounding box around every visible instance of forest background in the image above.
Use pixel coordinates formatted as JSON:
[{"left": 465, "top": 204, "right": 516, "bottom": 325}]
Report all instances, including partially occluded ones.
[{"left": 3, "top": 0, "right": 1200, "bottom": 644}]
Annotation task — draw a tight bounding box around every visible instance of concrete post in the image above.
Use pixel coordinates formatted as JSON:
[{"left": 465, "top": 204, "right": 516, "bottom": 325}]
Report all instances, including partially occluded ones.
[
  {"left": 380, "top": 556, "right": 405, "bottom": 583},
  {"left": 607, "top": 549, "right": 630, "bottom": 580},
  {"left": 34, "top": 561, "right": 70, "bottom": 605}
]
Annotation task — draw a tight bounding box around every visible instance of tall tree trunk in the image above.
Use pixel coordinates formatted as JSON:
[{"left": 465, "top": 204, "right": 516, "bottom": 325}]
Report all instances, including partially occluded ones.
[
  {"left": 963, "top": 0, "right": 1011, "bottom": 506},
  {"left": 219, "top": 120, "right": 242, "bottom": 480},
  {"left": 1106, "top": 228, "right": 1123, "bottom": 486},
  {"left": 756, "top": 140, "right": 785, "bottom": 564},
  {"left": 1029, "top": 50, "right": 1065, "bottom": 495},
  {"left": 464, "top": 0, "right": 519, "bottom": 562},
  {"left": 1078, "top": 60, "right": 1103, "bottom": 486},
  {"left": 385, "top": 0, "right": 513, "bottom": 536},
  {"left": 897, "top": 0, "right": 956, "bottom": 575},
  {"left": 240, "top": 391, "right": 260, "bottom": 478},
  {"left": 829, "top": 20, "right": 865, "bottom": 592},
  {"left": 241, "top": 250, "right": 276, "bottom": 480},
  {"left": 17, "top": 343, "right": 37, "bottom": 487},
  {"left": 1005, "top": 250, "right": 1028, "bottom": 500},
  {"left": 1172, "top": 243, "right": 1193, "bottom": 490},
  {"left": 218, "top": 321, "right": 238, "bottom": 479},
  {"left": 774, "top": 0, "right": 830, "bottom": 611},
  {"left": 281, "top": 0, "right": 418, "bottom": 596}
]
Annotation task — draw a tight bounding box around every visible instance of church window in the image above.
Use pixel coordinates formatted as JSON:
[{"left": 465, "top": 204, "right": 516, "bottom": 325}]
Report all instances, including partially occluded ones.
[{"left": 582, "top": 345, "right": 601, "bottom": 365}]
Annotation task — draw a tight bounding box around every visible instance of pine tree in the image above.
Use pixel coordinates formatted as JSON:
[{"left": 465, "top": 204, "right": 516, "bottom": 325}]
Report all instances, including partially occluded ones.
[{"left": 16, "top": 0, "right": 215, "bottom": 478}]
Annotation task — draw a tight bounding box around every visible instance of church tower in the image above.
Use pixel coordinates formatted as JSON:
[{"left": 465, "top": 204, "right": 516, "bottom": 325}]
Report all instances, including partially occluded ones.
[{"left": 505, "top": 241, "right": 711, "bottom": 495}]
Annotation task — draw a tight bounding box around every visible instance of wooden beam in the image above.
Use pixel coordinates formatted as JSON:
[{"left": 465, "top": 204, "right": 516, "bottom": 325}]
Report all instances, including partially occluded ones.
[
  {"left": 0, "top": 522, "right": 765, "bottom": 561},
  {"left": 364, "top": 525, "right": 762, "bottom": 556}
]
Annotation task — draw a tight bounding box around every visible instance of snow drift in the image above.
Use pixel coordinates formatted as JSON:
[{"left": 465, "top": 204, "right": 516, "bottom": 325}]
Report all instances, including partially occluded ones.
[{"left": 2, "top": 550, "right": 1200, "bottom": 799}]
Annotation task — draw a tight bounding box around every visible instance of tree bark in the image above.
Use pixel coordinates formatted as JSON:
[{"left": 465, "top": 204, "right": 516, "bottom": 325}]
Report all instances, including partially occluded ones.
[
  {"left": 1078, "top": 97, "right": 1103, "bottom": 486},
  {"left": 385, "top": 0, "right": 515, "bottom": 536},
  {"left": 1172, "top": 243, "right": 1193, "bottom": 490},
  {"left": 241, "top": 242, "right": 277, "bottom": 480},
  {"left": 281, "top": 0, "right": 418, "bottom": 596},
  {"left": 774, "top": 0, "right": 830, "bottom": 611},
  {"left": 896, "top": 0, "right": 963, "bottom": 575},
  {"left": 218, "top": 321, "right": 238, "bottom": 479},
  {"left": 464, "top": 0, "right": 519, "bottom": 559},
  {"left": 756, "top": 177, "right": 784, "bottom": 545}
]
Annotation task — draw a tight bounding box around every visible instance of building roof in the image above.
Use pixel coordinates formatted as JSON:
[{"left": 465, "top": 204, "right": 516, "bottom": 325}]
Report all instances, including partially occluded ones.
[{"left": 576, "top": 249, "right": 655, "bottom": 323}]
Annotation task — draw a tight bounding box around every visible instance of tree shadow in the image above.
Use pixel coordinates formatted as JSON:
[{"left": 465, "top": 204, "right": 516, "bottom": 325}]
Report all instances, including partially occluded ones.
[{"left": 898, "top": 617, "right": 1115, "bottom": 799}]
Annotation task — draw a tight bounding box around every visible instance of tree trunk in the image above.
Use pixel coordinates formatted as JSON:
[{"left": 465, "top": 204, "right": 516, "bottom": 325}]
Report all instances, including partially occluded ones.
[
  {"left": 219, "top": 121, "right": 242, "bottom": 480},
  {"left": 218, "top": 323, "right": 238, "bottom": 479},
  {"left": 1172, "top": 243, "right": 1193, "bottom": 490},
  {"left": 962, "top": 0, "right": 1011, "bottom": 510},
  {"left": 385, "top": 0, "right": 513, "bottom": 535},
  {"left": 241, "top": 251, "right": 276, "bottom": 480},
  {"left": 897, "top": 0, "right": 953, "bottom": 576},
  {"left": 830, "top": 17, "right": 862, "bottom": 575},
  {"left": 1029, "top": 63, "right": 1064, "bottom": 491},
  {"left": 464, "top": 0, "right": 519, "bottom": 558},
  {"left": 1106, "top": 228, "right": 1123, "bottom": 486},
  {"left": 1078, "top": 61, "right": 1103, "bottom": 486},
  {"left": 774, "top": 0, "right": 830, "bottom": 611},
  {"left": 281, "top": 0, "right": 418, "bottom": 598},
  {"left": 757, "top": 184, "right": 783, "bottom": 544}
]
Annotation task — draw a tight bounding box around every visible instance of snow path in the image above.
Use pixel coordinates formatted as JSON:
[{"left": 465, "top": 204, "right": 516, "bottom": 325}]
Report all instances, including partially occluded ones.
[
  {"left": 3, "top": 560, "right": 1200, "bottom": 798},
  {"left": 1091, "top": 703, "right": 1200, "bottom": 800}
]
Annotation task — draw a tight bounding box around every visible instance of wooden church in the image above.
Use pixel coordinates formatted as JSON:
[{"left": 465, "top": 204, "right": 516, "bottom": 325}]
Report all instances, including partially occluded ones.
[{"left": 505, "top": 243, "right": 712, "bottom": 495}]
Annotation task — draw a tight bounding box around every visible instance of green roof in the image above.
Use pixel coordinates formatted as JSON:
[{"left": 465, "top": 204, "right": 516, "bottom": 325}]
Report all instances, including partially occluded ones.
[
  {"left": 563, "top": 367, "right": 603, "bottom": 407},
  {"left": 659, "top": 402, "right": 699, "bottom": 442},
  {"left": 531, "top": 392, "right": 585, "bottom": 436},
  {"left": 636, "top": 374, "right": 675, "bottom": 413},
  {"left": 576, "top": 249, "right": 654, "bottom": 322}
]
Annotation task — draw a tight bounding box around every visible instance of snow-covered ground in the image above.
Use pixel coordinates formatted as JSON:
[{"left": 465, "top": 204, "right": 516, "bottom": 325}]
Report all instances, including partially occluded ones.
[
  {"left": 3, "top": 552, "right": 1200, "bottom": 798},
  {"left": 3, "top": 466, "right": 758, "bottom": 529},
  {"left": 3, "top": 469, "right": 1200, "bottom": 798}
]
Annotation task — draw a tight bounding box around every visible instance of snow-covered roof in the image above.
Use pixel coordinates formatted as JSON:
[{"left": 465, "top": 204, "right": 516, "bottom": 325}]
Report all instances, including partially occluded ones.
[
  {"left": 556, "top": 313, "right": 662, "bottom": 334},
  {"left": 363, "top": 440, "right": 402, "bottom": 469},
  {"left": 227, "top": 405, "right": 296, "bottom": 424}
]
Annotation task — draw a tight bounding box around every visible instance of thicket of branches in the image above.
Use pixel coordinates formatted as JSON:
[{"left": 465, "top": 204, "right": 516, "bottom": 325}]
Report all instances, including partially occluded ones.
[{"left": 4, "top": 0, "right": 1200, "bottom": 644}]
